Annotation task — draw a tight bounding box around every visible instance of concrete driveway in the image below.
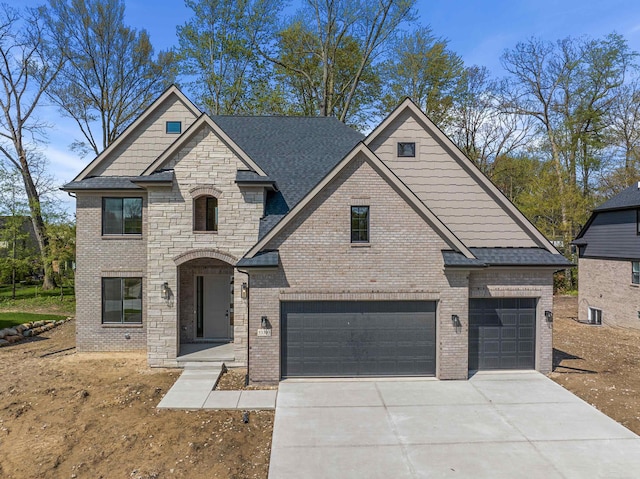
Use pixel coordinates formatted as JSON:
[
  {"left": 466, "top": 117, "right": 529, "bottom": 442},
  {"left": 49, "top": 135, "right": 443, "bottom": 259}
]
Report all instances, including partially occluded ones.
[{"left": 268, "top": 372, "right": 640, "bottom": 478}]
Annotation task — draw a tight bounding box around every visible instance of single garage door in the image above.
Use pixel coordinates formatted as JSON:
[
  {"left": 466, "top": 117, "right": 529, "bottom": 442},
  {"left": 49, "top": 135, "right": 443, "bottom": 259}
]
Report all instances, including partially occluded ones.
[
  {"left": 469, "top": 298, "right": 536, "bottom": 371},
  {"left": 281, "top": 301, "right": 436, "bottom": 378}
]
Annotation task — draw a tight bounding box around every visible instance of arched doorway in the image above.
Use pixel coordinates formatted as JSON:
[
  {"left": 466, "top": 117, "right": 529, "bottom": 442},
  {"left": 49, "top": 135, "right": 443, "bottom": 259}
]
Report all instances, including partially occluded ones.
[{"left": 174, "top": 249, "right": 238, "bottom": 361}]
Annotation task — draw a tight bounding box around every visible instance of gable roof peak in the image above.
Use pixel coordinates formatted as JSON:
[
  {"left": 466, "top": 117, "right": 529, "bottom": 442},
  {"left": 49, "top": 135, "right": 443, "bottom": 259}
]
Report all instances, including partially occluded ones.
[{"left": 72, "top": 85, "right": 201, "bottom": 182}]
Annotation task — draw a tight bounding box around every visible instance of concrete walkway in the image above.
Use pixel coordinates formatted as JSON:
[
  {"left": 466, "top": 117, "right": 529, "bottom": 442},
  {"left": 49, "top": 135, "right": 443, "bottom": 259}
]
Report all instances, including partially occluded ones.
[
  {"left": 269, "top": 372, "right": 640, "bottom": 478},
  {"left": 157, "top": 364, "right": 277, "bottom": 410}
]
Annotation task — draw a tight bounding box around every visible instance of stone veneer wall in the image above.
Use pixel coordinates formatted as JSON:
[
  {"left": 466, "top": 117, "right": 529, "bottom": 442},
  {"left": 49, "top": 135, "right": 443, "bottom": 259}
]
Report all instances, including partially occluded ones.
[
  {"left": 75, "top": 192, "right": 148, "bottom": 351},
  {"left": 578, "top": 257, "right": 640, "bottom": 329},
  {"left": 145, "top": 125, "right": 263, "bottom": 367}
]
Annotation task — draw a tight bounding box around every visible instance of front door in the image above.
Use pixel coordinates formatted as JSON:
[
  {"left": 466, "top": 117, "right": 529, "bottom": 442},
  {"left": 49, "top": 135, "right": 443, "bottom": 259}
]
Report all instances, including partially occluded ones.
[{"left": 196, "top": 274, "right": 232, "bottom": 340}]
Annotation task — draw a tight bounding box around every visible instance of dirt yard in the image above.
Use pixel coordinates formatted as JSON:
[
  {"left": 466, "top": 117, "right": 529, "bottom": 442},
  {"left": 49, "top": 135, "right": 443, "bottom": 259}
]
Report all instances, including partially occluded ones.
[
  {"left": 2, "top": 296, "right": 639, "bottom": 478},
  {"left": 551, "top": 295, "right": 640, "bottom": 435},
  {"left": 0, "top": 321, "right": 273, "bottom": 479}
]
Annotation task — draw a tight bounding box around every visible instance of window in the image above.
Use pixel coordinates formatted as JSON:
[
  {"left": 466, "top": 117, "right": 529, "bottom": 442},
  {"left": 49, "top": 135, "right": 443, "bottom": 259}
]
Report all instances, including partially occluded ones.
[
  {"left": 194, "top": 196, "right": 218, "bottom": 232},
  {"left": 102, "top": 198, "right": 142, "bottom": 235},
  {"left": 588, "top": 307, "right": 602, "bottom": 325},
  {"left": 166, "top": 121, "right": 182, "bottom": 134},
  {"left": 102, "top": 277, "right": 142, "bottom": 324},
  {"left": 351, "top": 206, "right": 369, "bottom": 243},
  {"left": 633, "top": 262, "right": 640, "bottom": 284},
  {"left": 637, "top": 210, "right": 640, "bottom": 235},
  {"left": 397, "top": 142, "right": 415, "bottom": 157}
]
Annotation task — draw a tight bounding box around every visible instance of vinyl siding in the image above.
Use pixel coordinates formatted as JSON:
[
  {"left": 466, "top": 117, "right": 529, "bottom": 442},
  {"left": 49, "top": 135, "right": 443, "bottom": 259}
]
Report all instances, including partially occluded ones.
[
  {"left": 92, "top": 95, "right": 198, "bottom": 177},
  {"left": 368, "top": 109, "right": 538, "bottom": 247},
  {"left": 580, "top": 209, "right": 640, "bottom": 259}
]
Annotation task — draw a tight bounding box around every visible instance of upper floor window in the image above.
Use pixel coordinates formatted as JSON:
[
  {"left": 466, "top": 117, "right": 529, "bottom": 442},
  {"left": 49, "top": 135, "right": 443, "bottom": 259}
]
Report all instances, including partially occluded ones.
[
  {"left": 397, "top": 142, "right": 415, "bottom": 157},
  {"left": 102, "top": 198, "right": 142, "bottom": 235},
  {"left": 351, "top": 206, "right": 369, "bottom": 243},
  {"left": 633, "top": 261, "right": 640, "bottom": 284},
  {"left": 102, "top": 277, "right": 142, "bottom": 324},
  {"left": 166, "top": 121, "right": 182, "bottom": 134},
  {"left": 194, "top": 196, "right": 218, "bottom": 232}
]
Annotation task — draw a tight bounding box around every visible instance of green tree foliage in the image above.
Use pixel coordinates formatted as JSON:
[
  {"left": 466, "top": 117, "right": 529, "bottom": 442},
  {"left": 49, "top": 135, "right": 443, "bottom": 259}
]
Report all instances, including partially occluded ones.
[
  {"left": 44, "top": 0, "right": 176, "bottom": 157},
  {"left": 177, "top": 0, "right": 285, "bottom": 115},
  {"left": 275, "top": 21, "right": 381, "bottom": 127},
  {"left": 380, "top": 27, "right": 464, "bottom": 128},
  {"left": 270, "top": 0, "right": 415, "bottom": 125},
  {"left": 0, "top": 169, "right": 40, "bottom": 296}
]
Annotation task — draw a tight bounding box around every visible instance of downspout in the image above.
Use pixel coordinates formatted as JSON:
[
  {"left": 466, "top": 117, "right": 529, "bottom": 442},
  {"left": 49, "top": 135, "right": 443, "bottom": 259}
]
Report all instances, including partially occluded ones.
[{"left": 237, "top": 267, "right": 250, "bottom": 386}]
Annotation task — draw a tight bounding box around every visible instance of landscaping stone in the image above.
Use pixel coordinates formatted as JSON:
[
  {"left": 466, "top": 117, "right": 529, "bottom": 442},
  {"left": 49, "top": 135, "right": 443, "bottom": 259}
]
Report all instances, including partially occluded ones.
[
  {"left": 6, "top": 335, "right": 22, "bottom": 343},
  {"left": 15, "top": 324, "right": 27, "bottom": 334},
  {"left": 23, "top": 329, "right": 32, "bottom": 337},
  {"left": 0, "top": 339, "right": 9, "bottom": 346},
  {"left": 0, "top": 318, "right": 70, "bottom": 346}
]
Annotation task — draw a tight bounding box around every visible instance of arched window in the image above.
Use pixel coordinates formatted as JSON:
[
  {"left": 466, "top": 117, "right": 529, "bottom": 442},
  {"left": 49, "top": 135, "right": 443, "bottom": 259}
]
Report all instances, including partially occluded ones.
[{"left": 194, "top": 195, "right": 218, "bottom": 232}]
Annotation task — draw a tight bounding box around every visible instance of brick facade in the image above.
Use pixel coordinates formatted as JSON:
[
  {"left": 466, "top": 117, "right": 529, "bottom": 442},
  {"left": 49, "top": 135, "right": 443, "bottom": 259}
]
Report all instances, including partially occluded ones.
[
  {"left": 247, "top": 154, "right": 556, "bottom": 383},
  {"left": 75, "top": 192, "right": 148, "bottom": 351},
  {"left": 578, "top": 257, "right": 640, "bottom": 329},
  {"left": 73, "top": 89, "right": 558, "bottom": 382}
]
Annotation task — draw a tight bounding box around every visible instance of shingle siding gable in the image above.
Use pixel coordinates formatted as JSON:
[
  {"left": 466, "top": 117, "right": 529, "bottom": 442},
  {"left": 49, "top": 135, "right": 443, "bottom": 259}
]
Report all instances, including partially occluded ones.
[
  {"left": 368, "top": 108, "right": 539, "bottom": 248},
  {"left": 580, "top": 209, "right": 640, "bottom": 260},
  {"left": 92, "top": 95, "right": 198, "bottom": 177}
]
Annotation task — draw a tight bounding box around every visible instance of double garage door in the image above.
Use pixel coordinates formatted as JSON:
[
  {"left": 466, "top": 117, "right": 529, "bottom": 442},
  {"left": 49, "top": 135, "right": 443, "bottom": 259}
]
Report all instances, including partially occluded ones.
[
  {"left": 281, "top": 301, "right": 436, "bottom": 378},
  {"left": 280, "top": 298, "right": 537, "bottom": 378}
]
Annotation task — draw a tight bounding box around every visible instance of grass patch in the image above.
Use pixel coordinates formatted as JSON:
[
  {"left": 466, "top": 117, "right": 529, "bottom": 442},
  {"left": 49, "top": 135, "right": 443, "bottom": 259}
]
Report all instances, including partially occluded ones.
[
  {"left": 0, "top": 283, "right": 75, "bottom": 315},
  {"left": 0, "top": 283, "right": 74, "bottom": 299},
  {"left": 0, "top": 312, "right": 67, "bottom": 329}
]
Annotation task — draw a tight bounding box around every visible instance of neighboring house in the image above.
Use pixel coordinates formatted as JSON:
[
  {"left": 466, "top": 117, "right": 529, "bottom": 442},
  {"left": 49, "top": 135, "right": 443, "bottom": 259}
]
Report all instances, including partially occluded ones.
[
  {"left": 62, "top": 86, "right": 571, "bottom": 383},
  {"left": 573, "top": 183, "right": 640, "bottom": 329}
]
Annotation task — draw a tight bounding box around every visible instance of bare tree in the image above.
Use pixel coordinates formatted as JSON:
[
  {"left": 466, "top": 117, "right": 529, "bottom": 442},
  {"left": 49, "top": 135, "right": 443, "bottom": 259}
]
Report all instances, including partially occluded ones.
[
  {"left": 44, "top": 0, "right": 175, "bottom": 157},
  {"left": 0, "top": 4, "right": 64, "bottom": 289},
  {"left": 501, "top": 34, "right": 635, "bottom": 245},
  {"left": 448, "top": 66, "right": 532, "bottom": 174}
]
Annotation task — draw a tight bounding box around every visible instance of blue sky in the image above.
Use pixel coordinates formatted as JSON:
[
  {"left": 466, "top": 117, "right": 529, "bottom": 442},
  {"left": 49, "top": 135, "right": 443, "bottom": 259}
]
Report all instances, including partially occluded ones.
[{"left": 18, "top": 0, "right": 640, "bottom": 212}]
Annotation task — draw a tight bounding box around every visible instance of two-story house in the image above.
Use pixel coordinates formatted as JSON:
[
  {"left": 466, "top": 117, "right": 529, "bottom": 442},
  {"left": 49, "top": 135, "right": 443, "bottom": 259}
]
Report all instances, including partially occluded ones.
[
  {"left": 573, "top": 183, "right": 640, "bottom": 329},
  {"left": 62, "top": 86, "right": 571, "bottom": 383}
]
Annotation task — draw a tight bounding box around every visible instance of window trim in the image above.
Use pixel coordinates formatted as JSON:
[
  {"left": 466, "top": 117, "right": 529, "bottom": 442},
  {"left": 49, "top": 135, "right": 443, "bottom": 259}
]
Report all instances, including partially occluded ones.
[
  {"left": 588, "top": 307, "right": 602, "bottom": 325},
  {"left": 350, "top": 205, "right": 370, "bottom": 244},
  {"left": 101, "top": 277, "right": 143, "bottom": 325},
  {"left": 397, "top": 141, "right": 416, "bottom": 158},
  {"left": 102, "top": 197, "right": 143, "bottom": 236},
  {"left": 166, "top": 121, "right": 182, "bottom": 134},
  {"left": 632, "top": 261, "right": 640, "bottom": 285},
  {"left": 193, "top": 195, "right": 219, "bottom": 233}
]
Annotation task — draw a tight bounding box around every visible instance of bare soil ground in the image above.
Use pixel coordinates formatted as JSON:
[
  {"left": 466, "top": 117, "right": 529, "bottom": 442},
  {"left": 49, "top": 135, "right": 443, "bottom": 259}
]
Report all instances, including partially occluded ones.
[
  {"left": 0, "top": 321, "right": 273, "bottom": 479},
  {"left": 216, "top": 369, "right": 277, "bottom": 391},
  {"left": 551, "top": 295, "right": 640, "bottom": 435}
]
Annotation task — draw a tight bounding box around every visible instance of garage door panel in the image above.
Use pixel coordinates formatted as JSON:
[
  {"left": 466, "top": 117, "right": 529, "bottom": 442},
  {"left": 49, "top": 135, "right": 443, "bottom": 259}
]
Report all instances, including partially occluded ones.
[
  {"left": 469, "top": 298, "right": 536, "bottom": 371},
  {"left": 281, "top": 301, "right": 436, "bottom": 377}
]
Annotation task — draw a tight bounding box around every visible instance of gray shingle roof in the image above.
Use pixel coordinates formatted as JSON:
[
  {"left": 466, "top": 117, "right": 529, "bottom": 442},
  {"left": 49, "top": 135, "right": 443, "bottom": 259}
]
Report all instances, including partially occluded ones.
[
  {"left": 62, "top": 170, "right": 173, "bottom": 191},
  {"left": 235, "top": 170, "right": 276, "bottom": 185},
  {"left": 594, "top": 183, "right": 640, "bottom": 211},
  {"left": 213, "top": 116, "right": 364, "bottom": 225},
  {"left": 236, "top": 250, "right": 279, "bottom": 268},
  {"left": 443, "top": 248, "right": 573, "bottom": 268}
]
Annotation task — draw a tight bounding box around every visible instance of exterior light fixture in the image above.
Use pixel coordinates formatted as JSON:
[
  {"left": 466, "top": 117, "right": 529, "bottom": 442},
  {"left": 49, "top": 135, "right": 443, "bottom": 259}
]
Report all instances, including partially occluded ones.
[
  {"left": 545, "top": 310, "right": 553, "bottom": 322},
  {"left": 241, "top": 282, "right": 248, "bottom": 299},
  {"left": 261, "top": 316, "right": 268, "bottom": 329},
  {"left": 161, "top": 282, "right": 169, "bottom": 300},
  {"left": 451, "top": 314, "right": 461, "bottom": 328}
]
